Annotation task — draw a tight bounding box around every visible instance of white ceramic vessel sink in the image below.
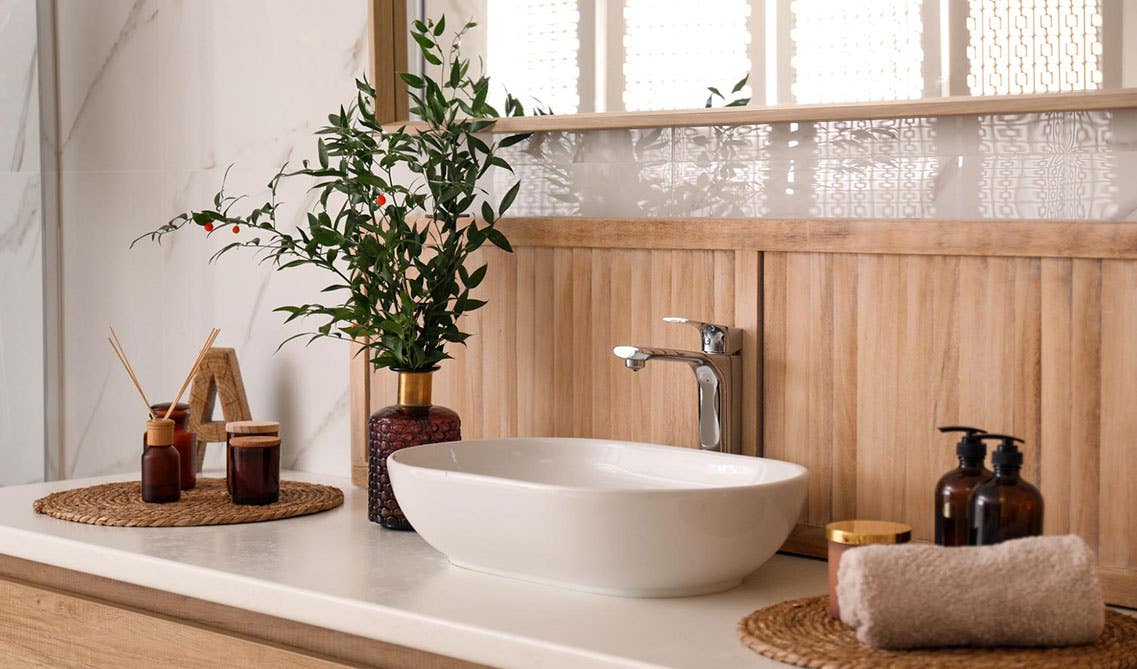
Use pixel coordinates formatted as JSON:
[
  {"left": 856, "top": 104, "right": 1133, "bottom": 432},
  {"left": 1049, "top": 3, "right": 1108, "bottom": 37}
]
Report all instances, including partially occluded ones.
[{"left": 388, "top": 438, "right": 807, "bottom": 597}]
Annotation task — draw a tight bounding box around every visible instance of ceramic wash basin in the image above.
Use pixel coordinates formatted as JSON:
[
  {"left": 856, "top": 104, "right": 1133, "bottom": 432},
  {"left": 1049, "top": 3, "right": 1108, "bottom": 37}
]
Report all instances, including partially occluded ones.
[{"left": 387, "top": 438, "right": 807, "bottom": 597}]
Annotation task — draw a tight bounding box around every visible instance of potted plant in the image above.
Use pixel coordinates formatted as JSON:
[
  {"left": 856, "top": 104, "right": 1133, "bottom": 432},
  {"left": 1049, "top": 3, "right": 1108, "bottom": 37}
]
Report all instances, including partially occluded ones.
[{"left": 135, "top": 16, "right": 529, "bottom": 530}]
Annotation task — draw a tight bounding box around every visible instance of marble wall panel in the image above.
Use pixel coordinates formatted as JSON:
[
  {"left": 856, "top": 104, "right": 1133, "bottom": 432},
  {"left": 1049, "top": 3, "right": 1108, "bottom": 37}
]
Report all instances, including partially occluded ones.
[
  {"left": 0, "top": 0, "right": 43, "bottom": 486},
  {"left": 55, "top": 0, "right": 368, "bottom": 479}
]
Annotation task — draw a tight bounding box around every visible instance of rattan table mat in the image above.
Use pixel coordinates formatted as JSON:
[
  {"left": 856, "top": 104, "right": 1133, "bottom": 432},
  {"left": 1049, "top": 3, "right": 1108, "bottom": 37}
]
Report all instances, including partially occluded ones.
[
  {"left": 32, "top": 477, "right": 343, "bottom": 527},
  {"left": 739, "top": 596, "right": 1137, "bottom": 668}
]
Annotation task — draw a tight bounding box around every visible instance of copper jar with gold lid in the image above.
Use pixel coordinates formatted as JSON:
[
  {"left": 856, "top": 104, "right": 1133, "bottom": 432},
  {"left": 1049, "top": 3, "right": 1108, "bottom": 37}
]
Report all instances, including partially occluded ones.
[
  {"left": 368, "top": 370, "right": 460, "bottom": 530},
  {"left": 826, "top": 520, "right": 912, "bottom": 619}
]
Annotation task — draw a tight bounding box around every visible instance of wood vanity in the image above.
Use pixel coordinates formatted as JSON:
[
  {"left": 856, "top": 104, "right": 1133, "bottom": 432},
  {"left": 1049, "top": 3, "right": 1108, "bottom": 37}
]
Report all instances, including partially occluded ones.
[{"left": 351, "top": 215, "right": 1137, "bottom": 608}]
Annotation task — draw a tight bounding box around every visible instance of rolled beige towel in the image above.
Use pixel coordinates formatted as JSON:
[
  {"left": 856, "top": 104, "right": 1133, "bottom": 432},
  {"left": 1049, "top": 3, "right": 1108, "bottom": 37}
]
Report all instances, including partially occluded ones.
[{"left": 837, "top": 535, "right": 1103, "bottom": 649}]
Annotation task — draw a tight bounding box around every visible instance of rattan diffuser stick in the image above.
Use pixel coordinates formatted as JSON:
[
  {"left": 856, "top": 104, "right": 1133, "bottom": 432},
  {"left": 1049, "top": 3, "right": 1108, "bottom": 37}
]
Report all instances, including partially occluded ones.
[
  {"left": 107, "top": 328, "right": 155, "bottom": 419},
  {"left": 163, "top": 328, "right": 220, "bottom": 420}
]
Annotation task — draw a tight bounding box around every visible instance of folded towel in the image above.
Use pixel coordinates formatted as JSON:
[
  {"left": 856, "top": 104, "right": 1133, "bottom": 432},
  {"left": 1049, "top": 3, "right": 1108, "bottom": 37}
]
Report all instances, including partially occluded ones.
[{"left": 837, "top": 534, "right": 1103, "bottom": 649}]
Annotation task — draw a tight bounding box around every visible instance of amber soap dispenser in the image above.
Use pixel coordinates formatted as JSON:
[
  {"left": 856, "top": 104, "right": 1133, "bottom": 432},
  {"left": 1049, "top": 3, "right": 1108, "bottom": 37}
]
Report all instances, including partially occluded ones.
[
  {"left": 934, "top": 426, "right": 992, "bottom": 546},
  {"left": 970, "top": 434, "right": 1044, "bottom": 545}
]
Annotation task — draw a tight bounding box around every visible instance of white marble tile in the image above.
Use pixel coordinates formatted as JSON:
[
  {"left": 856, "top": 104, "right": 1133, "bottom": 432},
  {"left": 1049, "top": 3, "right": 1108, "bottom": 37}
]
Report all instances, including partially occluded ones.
[
  {"left": 0, "top": 0, "right": 40, "bottom": 173},
  {"left": 0, "top": 172, "right": 43, "bottom": 486},
  {"left": 55, "top": 0, "right": 367, "bottom": 480},
  {"left": 55, "top": 0, "right": 368, "bottom": 173}
]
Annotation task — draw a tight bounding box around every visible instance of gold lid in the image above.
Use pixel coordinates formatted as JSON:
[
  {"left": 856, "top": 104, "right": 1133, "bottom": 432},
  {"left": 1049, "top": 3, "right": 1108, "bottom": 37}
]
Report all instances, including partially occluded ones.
[
  {"left": 146, "top": 419, "right": 175, "bottom": 446},
  {"left": 226, "top": 420, "right": 280, "bottom": 434},
  {"left": 230, "top": 435, "right": 281, "bottom": 449},
  {"left": 826, "top": 520, "right": 912, "bottom": 545}
]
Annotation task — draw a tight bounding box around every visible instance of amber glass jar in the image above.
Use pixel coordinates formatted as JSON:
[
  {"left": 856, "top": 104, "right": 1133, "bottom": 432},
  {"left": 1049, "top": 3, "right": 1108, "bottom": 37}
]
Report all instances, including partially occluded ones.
[
  {"left": 369, "top": 370, "right": 460, "bottom": 530},
  {"left": 150, "top": 402, "right": 196, "bottom": 490},
  {"left": 141, "top": 419, "right": 181, "bottom": 503},
  {"left": 826, "top": 520, "right": 911, "bottom": 619},
  {"left": 229, "top": 435, "right": 280, "bottom": 505},
  {"left": 226, "top": 421, "right": 280, "bottom": 498}
]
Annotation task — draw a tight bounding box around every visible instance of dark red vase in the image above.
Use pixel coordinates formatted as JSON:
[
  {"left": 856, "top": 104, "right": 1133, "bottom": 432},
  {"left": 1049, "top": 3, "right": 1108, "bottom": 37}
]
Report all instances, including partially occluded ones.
[{"left": 368, "top": 370, "right": 460, "bottom": 530}]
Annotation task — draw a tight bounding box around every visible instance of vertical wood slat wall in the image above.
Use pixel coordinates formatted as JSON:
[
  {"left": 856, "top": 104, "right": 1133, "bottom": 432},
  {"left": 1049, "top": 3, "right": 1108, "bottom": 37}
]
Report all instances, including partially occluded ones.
[{"left": 349, "top": 217, "right": 1137, "bottom": 607}]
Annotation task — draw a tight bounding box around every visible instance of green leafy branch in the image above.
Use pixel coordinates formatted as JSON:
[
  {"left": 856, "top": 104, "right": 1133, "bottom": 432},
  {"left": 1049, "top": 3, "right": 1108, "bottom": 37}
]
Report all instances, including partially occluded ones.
[{"left": 133, "top": 16, "right": 528, "bottom": 372}]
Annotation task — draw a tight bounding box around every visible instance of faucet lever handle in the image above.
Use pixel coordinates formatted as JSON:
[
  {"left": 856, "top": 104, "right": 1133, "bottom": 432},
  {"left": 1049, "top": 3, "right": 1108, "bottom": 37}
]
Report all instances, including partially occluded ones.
[{"left": 662, "top": 317, "right": 742, "bottom": 354}]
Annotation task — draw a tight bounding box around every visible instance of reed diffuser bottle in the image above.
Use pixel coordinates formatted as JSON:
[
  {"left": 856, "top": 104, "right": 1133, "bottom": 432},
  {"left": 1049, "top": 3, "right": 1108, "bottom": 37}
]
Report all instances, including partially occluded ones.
[
  {"left": 368, "top": 370, "right": 460, "bottom": 530},
  {"left": 142, "top": 419, "right": 181, "bottom": 503}
]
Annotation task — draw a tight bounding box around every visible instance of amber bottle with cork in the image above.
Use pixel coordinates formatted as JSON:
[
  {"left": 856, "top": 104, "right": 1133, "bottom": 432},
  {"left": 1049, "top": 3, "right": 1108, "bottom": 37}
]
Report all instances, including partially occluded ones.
[
  {"left": 934, "top": 426, "right": 992, "bottom": 546},
  {"left": 150, "top": 402, "right": 196, "bottom": 490},
  {"left": 369, "top": 370, "right": 460, "bottom": 530},
  {"left": 970, "top": 434, "right": 1044, "bottom": 545},
  {"left": 141, "top": 419, "right": 181, "bottom": 503}
]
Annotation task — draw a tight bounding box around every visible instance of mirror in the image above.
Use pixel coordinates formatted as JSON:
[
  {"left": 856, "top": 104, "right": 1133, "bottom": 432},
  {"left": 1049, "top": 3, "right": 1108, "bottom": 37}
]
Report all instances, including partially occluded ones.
[{"left": 411, "top": 0, "right": 1136, "bottom": 116}]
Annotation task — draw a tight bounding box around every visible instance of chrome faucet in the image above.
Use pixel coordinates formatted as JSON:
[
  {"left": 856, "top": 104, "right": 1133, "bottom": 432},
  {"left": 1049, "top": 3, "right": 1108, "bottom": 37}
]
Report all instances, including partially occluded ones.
[{"left": 613, "top": 317, "right": 742, "bottom": 454}]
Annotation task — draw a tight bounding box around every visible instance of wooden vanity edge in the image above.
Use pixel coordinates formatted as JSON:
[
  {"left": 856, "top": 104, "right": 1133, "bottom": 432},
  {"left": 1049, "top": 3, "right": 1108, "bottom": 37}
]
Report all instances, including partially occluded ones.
[{"left": 0, "top": 553, "right": 488, "bottom": 669}]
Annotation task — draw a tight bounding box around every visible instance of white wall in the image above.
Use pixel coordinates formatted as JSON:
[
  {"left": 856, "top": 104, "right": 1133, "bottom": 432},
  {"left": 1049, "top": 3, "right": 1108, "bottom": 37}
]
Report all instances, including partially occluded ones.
[
  {"left": 54, "top": 0, "right": 368, "bottom": 479},
  {"left": 0, "top": 0, "right": 44, "bottom": 486}
]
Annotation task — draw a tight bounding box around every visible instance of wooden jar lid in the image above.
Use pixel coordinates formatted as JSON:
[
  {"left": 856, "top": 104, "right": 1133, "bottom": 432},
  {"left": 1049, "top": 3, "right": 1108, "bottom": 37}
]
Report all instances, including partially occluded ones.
[
  {"left": 145, "top": 419, "right": 174, "bottom": 446},
  {"left": 230, "top": 435, "right": 281, "bottom": 449},
  {"left": 226, "top": 420, "right": 280, "bottom": 434}
]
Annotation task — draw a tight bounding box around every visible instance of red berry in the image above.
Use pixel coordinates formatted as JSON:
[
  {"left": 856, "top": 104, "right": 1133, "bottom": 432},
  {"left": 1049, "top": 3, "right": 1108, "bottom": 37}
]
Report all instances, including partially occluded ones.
[
  {"left": 232, "top": 225, "right": 240, "bottom": 234},
  {"left": 376, "top": 194, "right": 387, "bottom": 206},
  {"left": 203, "top": 222, "right": 214, "bottom": 232}
]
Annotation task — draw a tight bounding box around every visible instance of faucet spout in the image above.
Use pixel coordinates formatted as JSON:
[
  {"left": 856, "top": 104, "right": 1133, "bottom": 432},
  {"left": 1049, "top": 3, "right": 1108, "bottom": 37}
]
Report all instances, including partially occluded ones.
[
  {"left": 611, "top": 339, "right": 741, "bottom": 454},
  {"left": 612, "top": 345, "right": 707, "bottom": 371}
]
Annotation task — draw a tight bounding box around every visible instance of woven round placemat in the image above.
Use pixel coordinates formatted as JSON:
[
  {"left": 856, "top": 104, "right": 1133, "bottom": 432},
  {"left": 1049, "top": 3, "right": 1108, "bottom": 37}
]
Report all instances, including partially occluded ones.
[
  {"left": 738, "top": 596, "right": 1137, "bottom": 668},
  {"left": 32, "top": 477, "right": 343, "bottom": 527}
]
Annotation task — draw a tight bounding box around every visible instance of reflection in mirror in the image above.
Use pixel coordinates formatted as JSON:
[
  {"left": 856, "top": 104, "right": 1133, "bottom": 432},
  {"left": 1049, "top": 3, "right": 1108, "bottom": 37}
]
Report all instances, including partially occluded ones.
[{"left": 411, "top": 0, "right": 1136, "bottom": 115}]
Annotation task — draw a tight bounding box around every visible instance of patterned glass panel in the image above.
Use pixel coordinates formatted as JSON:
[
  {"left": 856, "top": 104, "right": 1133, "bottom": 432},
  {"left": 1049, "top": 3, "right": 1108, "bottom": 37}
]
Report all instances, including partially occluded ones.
[
  {"left": 966, "top": 0, "right": 1104, "bottom": 95},
  {"left": 486, "top": 0, "right": 581, "bottom": 114},
  {"left": 790, "top": 0, "right": 925, "bottom": 104},
  {"left": 623, "top": 0, "right": 752, "bottom": 112}
]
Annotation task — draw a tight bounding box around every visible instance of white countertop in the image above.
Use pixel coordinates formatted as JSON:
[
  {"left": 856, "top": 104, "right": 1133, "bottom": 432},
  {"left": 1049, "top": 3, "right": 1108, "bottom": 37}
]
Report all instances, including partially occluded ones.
[{"left": 0, "top": 471, "right": 828, "bottom": 669}]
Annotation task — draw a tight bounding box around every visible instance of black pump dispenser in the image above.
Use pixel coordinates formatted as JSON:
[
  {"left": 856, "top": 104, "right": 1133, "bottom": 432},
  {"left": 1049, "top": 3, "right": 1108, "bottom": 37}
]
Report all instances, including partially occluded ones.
[
  {"left": 933, "top": 426, "right": 992, "bottom": 546},
  {"left": 970, "top": 433, "right": 1043, "bottom": 545},
  {"left": 987, "top": 434, "right": 1025, "bottom": 469},
  {"left": 938, "top": 426, "right": 988, "bottom": 464}
]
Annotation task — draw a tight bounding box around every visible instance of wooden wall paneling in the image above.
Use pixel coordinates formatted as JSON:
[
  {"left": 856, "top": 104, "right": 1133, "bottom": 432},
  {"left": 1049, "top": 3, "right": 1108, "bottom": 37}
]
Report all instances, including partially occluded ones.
[
  {"left": 571, "top": 249, "right": 594, "bottom": 438},
  {"left": 514, "top": 247, "right": 537, "bottom": 436},
  {"left": 762, "top": 251, "right": 787, "bottom": 475},
  {"left": 347, "top": 219, "right": 1137, "bottom": 606},
  {"left": 553, "top": 248, "right": 575, "bottom": 437},
  {"left": 830, "top": 254, "right": 859, "bottom": 521},
  {"left": 1040, "top": 259, "right": 1073, "bottom": 535},
  {"left": 478, "top": 248, "right": 517, "bottom": 438},
  {"left": 647, "top": 250, "right": 680, "bottom": 446},
  {"left": 732, "top": 251, "right": 761, "bottom": 458},
  {"left": 1098, "top": 260, "right": 1136, "bottom": 572},
  {"left": 589, "top": 250, "right": 613, "bottom": 439}
]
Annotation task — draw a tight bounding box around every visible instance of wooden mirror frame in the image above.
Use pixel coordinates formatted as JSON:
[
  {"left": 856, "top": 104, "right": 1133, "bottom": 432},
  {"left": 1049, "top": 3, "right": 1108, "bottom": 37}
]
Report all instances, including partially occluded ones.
[{"left": 369, "top": 0, "right": 1137, "bottom": 131}]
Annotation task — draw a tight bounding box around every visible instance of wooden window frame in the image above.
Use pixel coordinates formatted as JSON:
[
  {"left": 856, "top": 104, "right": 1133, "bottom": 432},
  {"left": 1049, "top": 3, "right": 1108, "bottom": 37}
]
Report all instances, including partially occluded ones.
[{"left": 371, "top": 0, "right": 1137, "bottom": 132}]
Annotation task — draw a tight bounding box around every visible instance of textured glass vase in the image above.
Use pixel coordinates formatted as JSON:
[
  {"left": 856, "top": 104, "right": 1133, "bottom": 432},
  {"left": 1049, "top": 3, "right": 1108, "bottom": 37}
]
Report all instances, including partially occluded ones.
[{"left": 368, "top": 370, "right": 460, "bottom": 530}]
